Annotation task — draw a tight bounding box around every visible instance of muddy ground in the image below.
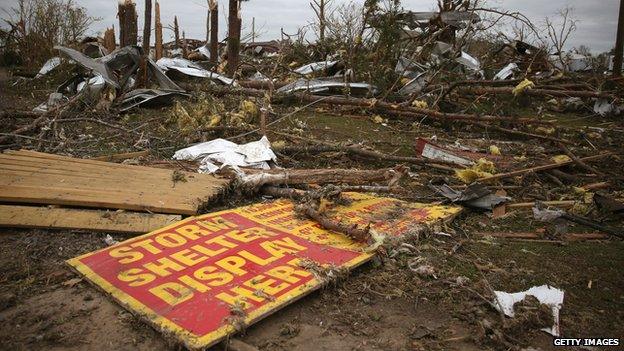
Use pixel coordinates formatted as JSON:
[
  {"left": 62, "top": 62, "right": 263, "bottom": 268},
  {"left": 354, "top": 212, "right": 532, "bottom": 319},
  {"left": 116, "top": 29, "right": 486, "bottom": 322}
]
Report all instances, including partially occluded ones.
[{"left": 1, "top": 69, "right": 623, "bottom": 350}]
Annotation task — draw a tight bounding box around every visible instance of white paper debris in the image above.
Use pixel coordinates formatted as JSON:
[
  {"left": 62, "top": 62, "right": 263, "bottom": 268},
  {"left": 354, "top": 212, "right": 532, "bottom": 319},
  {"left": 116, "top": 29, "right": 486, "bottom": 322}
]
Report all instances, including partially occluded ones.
[
  {"left": 173, "top": 136, "right": 277, "bottom": 174},
  {"left": 493, "top": 285, "right": 565, "bottom": 336},
  {"left": 104, "top": 234, "right": 119, "bottom": 246}
]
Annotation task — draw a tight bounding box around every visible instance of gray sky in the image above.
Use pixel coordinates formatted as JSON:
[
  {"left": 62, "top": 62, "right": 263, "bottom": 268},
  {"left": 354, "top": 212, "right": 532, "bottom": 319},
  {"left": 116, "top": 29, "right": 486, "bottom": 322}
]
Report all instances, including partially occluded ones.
[{"left": 1, "top": 0, "right": 620, "bottom": 53}]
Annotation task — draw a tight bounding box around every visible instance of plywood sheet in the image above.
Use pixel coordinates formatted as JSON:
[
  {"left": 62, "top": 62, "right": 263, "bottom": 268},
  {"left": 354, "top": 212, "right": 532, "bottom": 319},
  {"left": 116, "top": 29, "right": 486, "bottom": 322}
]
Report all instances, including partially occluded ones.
[
  {"left": 0, "top": 205, "right": 181, "bottom": 234},
  {"left": 0, "top": 150, "right": 230, "bottom": 215}
]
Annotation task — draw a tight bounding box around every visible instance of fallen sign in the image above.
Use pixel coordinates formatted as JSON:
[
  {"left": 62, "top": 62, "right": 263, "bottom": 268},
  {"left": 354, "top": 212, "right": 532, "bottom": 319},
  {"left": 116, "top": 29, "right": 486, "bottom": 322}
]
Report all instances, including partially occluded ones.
[{"left": 67, "top": 193, "right": 461, "bottom": 350}]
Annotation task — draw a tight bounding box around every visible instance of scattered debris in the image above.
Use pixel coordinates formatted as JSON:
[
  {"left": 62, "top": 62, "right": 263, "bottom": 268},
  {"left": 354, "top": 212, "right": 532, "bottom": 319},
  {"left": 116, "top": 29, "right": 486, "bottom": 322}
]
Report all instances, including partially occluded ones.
[
  {"left": 173, "top": 136, "right": 278, "bottom": 173},
  {"left": 430, "top": 183, "right": 510, "bottom": 211},
  {"left": 493, "top": 285, "right": 564, "bottom": 336}
]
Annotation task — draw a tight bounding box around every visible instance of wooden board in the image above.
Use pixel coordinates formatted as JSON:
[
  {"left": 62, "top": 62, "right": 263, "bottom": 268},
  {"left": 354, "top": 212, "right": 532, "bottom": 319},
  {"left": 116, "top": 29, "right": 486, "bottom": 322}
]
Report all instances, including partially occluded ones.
[
  {"left": 0, "top": 150, "right": 231, "bottom": 215},
  {"left": 0, "top": 205, "right": 182, "bottom": 234},
  {"left": 68, "top": 193, "right": 462, "bottom": 350}
]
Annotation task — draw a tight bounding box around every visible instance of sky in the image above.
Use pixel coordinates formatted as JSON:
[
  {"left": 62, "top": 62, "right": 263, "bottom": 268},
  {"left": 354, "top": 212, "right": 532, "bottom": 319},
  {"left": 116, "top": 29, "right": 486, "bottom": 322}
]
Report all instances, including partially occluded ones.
[{"left": 0, "top": 0, "right": 620, "bottom": 53}]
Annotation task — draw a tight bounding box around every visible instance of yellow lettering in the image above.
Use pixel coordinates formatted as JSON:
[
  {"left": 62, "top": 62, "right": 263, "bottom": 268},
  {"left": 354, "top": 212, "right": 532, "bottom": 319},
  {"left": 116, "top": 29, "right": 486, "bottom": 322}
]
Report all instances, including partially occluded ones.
[
  {"left": 117, "top": 268, "right": 155, "bottom": 287},
  {"left": 215, "top": 256, "right": 247, "bottom": 276},
  {"left": 216, "top": 286, "right": 264, "bottom": 308},
  {"left": 175, "top": 225, "right": 210, "bottom": 240},
  {"left": 154, "top": 233, "right": 187, "bottom": 248},
  {"left": 194, "top": 266, "right": 233, "bottom": 286},
  {"left": 179, "top": 275, "right": 210, "bottom": 292},
  {"left": 130, "top": 239, "right": 162, "bottom": 254},
  {"left": 149, "top": 282, "right": 194, "bottom": 306},
  {"left": 144, "top": 257, "right": 185, "bottom": 277},
  {"left": 171, "top": 249, "right": 208, "bottom": 266},
  {"left": 239, "top": 250, "right": 279, "bottom": 266},
  {"left": 244, "top": 274, "right": 289, "bottom": 295},
  {"left": 197, "top": 216, "right": 237, "bottom": 232},
  {"left": 260, "top": 237, "right": 306, "bottom": 258},
  {"left": 109, "top": 246, "right": 143, "bottom": 264},
  {"left": 266, "top": 265, "right": 311, "bottom": 284}
]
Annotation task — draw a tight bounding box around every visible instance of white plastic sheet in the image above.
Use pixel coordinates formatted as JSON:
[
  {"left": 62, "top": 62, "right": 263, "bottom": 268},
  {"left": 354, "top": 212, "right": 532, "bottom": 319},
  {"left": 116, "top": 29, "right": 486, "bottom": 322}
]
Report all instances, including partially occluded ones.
[
  {"left": 173, "top": 136, "right": 277, "bottom": 174},
  {"left": 493, "top": 285, "right": 565, "bottom": 336}
]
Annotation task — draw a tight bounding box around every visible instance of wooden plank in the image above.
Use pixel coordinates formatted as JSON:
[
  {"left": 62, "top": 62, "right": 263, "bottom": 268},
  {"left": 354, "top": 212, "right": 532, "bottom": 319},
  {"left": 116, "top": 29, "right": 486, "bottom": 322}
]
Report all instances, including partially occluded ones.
[
  {"left": 492, "top": 189, "right": 507, "bottom": 219},
  {"left": 91, "top": 150, "right": 150, "bottom": 161},
  {"left": 0, "top": 155, "right": 225, "bottom": 193},
  {"left": 0, "top": 151, "right": 231, "bottom": 215},
  {"left": 0, "top": 170, "right": 216, "bottom": 200},
  {"left": 0, "top": 205, "right": 182, "bottom": 234},
  {"left": 0, "top": 185, "right": 200, "bottom": 215}
]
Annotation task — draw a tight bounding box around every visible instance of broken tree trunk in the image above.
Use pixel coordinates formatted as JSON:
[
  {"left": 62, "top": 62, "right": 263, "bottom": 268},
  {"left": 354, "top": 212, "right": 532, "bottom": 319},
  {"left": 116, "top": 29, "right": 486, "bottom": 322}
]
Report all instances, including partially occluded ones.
[
  {"left": 226, "top": 0, "right": 241, "bottom": 76},
  {"left": 138, "top": 0, "right": 152, "bottom": 87},
  {"left": 195, "top": 84, "right": 553, "bottom": 126},
  {"left": 271, "top": 130, "right": 461, "bottom": 170},
  {"left": 209, "top": 0, "right": 219, "bottom": 66},
  {"left": 206, "top": 0, "right": 210, "bottom": 43},
  {"left": 298, "top": 202, "right": 371, "bottom": 242},
  {"left": 173, "top": 16, "right": 180, "bottom": 49},
  {"left": 118, "top": 0, "right": 138, "bottom": 47},
  {"left": 558, "top": 143, "right": 604, "bottom": 176},
  {"left": 154, "top": 1, "right": 163, "bottom": 60},
  {"left": 142, "top": 0, "right": 152, "bottom": 55},
  {"left": 613, "top": 0, "right": 624, "bottom": 77},
  {"left": 182, "top": 31, "right": 188, "bottom": 58},
  {"left": 103, "top": 27, "right": 116, "bottom": 53},
  {"left": 239, "top": 166, "right": 407, "bottom": 190},
  {"left": 261, "top": 186, "right": 371, "bottom": 242},
  {"left": 458, "top": 86, "right": 617, "bottom": 100},
  {"left": 477, "top": 152, "right": 614, "bottom": 183}
]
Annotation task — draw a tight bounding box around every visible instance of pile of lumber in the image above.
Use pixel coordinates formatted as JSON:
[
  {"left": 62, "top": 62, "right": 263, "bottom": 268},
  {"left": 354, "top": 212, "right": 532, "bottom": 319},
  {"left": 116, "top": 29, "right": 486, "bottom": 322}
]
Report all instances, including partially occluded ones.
[{"left": 0, "top": 150, "right": 231, "bottom": 234}]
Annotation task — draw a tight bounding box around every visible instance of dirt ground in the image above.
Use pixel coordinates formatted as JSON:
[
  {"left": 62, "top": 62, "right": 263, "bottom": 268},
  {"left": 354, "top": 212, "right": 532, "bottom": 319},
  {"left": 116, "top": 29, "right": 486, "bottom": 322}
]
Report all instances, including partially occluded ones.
[{"left": 1, "top": 70, "right": 623, "bottom": 351}]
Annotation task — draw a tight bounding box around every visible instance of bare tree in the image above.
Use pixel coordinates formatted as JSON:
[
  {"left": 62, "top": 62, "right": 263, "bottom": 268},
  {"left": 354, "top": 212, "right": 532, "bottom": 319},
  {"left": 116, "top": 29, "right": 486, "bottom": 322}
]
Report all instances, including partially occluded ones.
[
  {"left": 142, "top": 0, "right": 152, "bottom": 54},
  {"left": 154, "top": 0, "right": 163, "bottom": 59},
  {"left": 209, "top": 0, "right": 219, "bottom": 66},
  {"left": 2, "top": 0, "right": 99, "bottom": 67},
  {"left": 226, "top": 0, "right": 241, "bottom": 76},
  {"left": 613, "top": 0, "right": 624, "bottom": 77},
  {"left": 545, "top": 6, "right": 578, "bottom": 68},
  {"left": 310, "top": 0, "right": 333, "bottom": 43}
]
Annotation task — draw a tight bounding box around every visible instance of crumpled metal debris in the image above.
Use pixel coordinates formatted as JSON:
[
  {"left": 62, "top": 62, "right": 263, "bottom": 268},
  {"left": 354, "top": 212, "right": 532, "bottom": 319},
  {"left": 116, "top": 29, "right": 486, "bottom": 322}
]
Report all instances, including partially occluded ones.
[
  {"left": 593, "top": 99, "right": 621, "bottom": 116},
  {"left": 430, "top": 183, "right": 510, "bottom": 211},
  {"left": 173, "top": 136, "right": 278, "bottom": 174},
  {"left": 118, "top": 89, "right": 188, "bottom": 112},
  {"left": 532, "top": 203, "right": 566, "bottom": 222},
  {"left": 493, "top": 285, "right": 565, "bottom": 336},
  {"left": 33, "top": 92, "right": 66, "bottom": 113},
  {"left": 293, "top": 60, "right": 338, "bottom": 75},
  {"left": 46, "top": 45, "right": 185, "bottom": 112},
  {"left": 493, "top": 63, "right": 518, "bottom": 80},
  {"left": 56, "top": 45, "right": 183, "bottom": 92},
  {"left": 35, "top": 57, "right": 62, "bottom": 78},
  {"left": 156, "top": 57, "right": 234, "bottom": 85},
  {"left": 278, "top": 78, "right": 377, "bottom": 97}
]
